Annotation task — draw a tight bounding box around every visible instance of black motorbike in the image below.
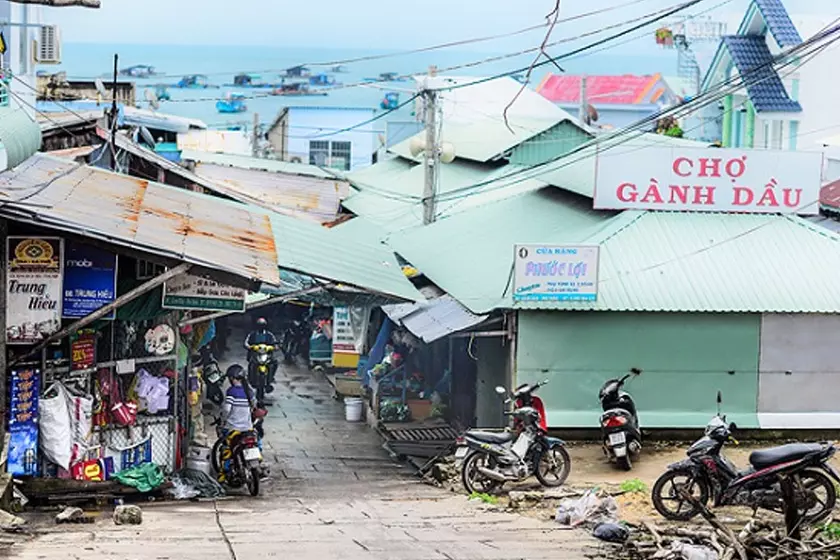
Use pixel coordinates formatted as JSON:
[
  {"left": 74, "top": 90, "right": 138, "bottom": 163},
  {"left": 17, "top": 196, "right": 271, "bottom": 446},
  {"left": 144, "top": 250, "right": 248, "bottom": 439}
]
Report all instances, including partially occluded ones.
[
  {"left": 211, "top": 414, "right": 266, "bottom": 497},
  {"left": 599, "top": 368, "right": 642, "bottom": 471},
  {"left": 652, "top": 392, "right": 839, "bottom": 524},
  {"left": 199, "top": 346, "right": 225, "bottom": 406},
  {"left": 455, "top": 381, "right": 571, "bottom": 495}
]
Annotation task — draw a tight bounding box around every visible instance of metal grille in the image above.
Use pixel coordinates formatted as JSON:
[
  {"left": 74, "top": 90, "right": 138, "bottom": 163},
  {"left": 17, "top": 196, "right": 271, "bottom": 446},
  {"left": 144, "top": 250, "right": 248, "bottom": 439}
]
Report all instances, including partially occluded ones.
[
  {"left": 96, "top": 415, "right": 175, "bottom": 473},
  {"left": 384, "top": 425, "right": 459, "bottom": 442}
]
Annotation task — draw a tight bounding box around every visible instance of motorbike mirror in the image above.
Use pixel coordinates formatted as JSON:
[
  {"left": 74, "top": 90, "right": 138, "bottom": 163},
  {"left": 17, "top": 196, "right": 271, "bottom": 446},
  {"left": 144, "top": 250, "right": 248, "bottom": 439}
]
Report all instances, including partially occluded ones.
[
  {"left": 495, "top": 386, "right": 507, "bottom": 396},
  {"left": 717, "top": 391, "right": 722, "bottom": 405},
  {"left": 729, "top": 422, "right": 737, "bottom": 431},
  {"left": 631, "top": 367, "right": 642, "bottom": 375}
]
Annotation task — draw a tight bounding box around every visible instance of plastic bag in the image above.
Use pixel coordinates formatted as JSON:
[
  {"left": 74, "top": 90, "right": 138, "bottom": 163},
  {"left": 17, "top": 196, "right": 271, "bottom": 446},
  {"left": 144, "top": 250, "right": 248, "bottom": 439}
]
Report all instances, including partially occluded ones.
[
  {"left": 555, "top": 489, "right": 618, "bottom": 527},
  {"left": 664, "top": 543, "right": 719, "bottom": 560},
  {"left": 592, "top": 522, "right": 629, "bottom": 543},
  {"left": 68, "top": 392, "right": 93, "bottom": 466},
  {"left": 39, "top": 383, "right": 72, "bottom": 470}
]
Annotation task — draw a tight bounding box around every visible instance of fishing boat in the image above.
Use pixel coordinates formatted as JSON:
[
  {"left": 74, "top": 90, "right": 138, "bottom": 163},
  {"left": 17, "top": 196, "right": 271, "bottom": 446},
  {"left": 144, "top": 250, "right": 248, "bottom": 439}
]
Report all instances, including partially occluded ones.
[
  {"left": 271, "top": 80, "right": 328, "bottom": 97},
  {"left": 175, "top": 74, "right": 213, "bottom": 89},
  {"left": 284, "top": 65, "right": 311, "bottom": 78},
  {"left": 331, "top": 65, "right": 349, "bottom": 73},
  {"left": 155, "top": 86, "right": 171, "bottom": 101},
  {"left": 120, "top": 65, "right": 158, "bottom": 78},
  {"left": 380, "top": 92, "right": 400, "bottom": 110},
  {"left": 216, "top": 92, "right": 248, "bottom": 113},
  {"left": 309, "top": 73, "right": 337, "bottom": 87},
  {"left": 226, "top": 73, "right": 277, "bottom": 89},
  {"left": 363, "top": 71, "right": 407, "bottom": 83}
]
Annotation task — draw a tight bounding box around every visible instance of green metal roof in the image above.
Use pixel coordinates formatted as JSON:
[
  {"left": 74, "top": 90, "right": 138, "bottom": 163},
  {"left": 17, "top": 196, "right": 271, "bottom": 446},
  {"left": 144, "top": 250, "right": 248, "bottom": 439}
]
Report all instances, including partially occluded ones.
[
  {"left": 387, "top": 187, "right": 616, "bottom": 313},
  {"left": 388, "top": 189, "right": 840, "bottom": 314},
  {"left": 0, "top": 106, "right": 42, "bottom": 169},
  {"left": 345, "top": 158, "right": 546, "bottom": 232},
  {"left": 269, "top": 212, "right": 421, "bottom": 302}
]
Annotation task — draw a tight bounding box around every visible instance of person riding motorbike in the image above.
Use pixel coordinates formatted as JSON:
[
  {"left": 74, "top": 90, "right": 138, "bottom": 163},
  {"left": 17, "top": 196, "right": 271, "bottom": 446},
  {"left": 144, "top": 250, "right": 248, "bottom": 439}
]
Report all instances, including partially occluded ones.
[
  {"left": 218, "top": 364, "right": 266, "bottom": 481},
  {"left": 245, "top": 317, "right": 279, "bottom": 386}
]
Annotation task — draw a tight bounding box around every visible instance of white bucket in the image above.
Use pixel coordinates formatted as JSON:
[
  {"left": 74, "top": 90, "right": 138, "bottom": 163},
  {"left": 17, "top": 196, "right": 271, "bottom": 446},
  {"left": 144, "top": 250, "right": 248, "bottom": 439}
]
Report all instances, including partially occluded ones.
[
  {"left": 187, "top": 457, "right": 211, "bottom": 476},
  {"left": 344, "top": 397, "right": 364, "bottom": 422}
]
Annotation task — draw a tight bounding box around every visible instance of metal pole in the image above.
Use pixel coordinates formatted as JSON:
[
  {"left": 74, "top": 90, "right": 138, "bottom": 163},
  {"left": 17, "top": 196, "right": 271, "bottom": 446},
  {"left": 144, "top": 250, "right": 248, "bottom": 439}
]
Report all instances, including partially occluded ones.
[
  {"left": 109, "top": 53, "right": 118, "bottom": 171},
  {"left": 0, "top": 218, "right": 7, "bottom": 444},
  {"left": 422, "top": 66, "right": 439, "bottom": 225},
  {"left": 251, "top": 112, "right": 259, "bottom": 158},
  {"left": 579, "top": 75, "right": 588, "bottom": 125}
]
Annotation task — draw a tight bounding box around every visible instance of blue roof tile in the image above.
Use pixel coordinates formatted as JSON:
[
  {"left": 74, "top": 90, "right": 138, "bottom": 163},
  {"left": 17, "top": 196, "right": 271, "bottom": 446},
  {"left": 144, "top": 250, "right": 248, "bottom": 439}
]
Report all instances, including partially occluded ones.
[
  {"left": 753, "top": 0, "right": 802, "bottom": 48},
  {"left": 722, "top": 35, "right": 802, "bottom": 113}
]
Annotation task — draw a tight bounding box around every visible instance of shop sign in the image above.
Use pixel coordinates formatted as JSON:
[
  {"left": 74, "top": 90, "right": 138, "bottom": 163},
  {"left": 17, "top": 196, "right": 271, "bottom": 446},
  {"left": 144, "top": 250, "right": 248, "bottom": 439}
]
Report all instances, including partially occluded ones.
[
  {"left": 332, "top": 306, "right": 369, "bottom": 369},
  {"left": 71, "top": 329, "right": 97, "bottom": 371},
  {"left": 162, "top": 272, "right": 247, "bottom": 311},
  {"left": 6, "top": 237, "right": 63, "bottom": 345},
  {"left": 7, "top": 368, "right": 40, "bottom": 476},
  {"left": 62, "top": 241, "right": 118, "bottom": 319},
  {"left": 593, "top": 147, "right": 822, "bottom": 215},
  {"left": 513, "top": 245, "right": 599, "bottom": 302}
]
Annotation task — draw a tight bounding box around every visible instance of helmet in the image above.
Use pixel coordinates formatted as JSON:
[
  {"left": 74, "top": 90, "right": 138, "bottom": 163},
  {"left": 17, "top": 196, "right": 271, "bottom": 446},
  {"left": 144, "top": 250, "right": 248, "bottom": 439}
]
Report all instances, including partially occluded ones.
[
  {"left": 226, "top": 364, "right": 247, "bottom": 381},
  {"left": 256, "top": 317, "right": 268, "bottom": 327}
]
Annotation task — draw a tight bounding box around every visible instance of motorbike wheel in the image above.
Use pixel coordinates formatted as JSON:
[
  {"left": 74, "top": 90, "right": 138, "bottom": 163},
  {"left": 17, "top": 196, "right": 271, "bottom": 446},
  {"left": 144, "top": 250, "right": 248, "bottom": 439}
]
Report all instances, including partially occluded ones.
[
  {"left": 616, "top": 454, "right": 633, "bottom": 471},
  {"left": 211, "top": 437, "right": 224, "bottom": 473},
  {"left": 461, "top": 451, "right": 503, "bottom": 495},
  {"left": 245, "top": 466, "right": 260, "bottom": 497},
  {"left": 208, "top": 384, "right": 224, "bottom": 406},
  {"left": 652, "top": 469, "right": 710, "bottom": 521},
  {"left": 793, "top": 469, "right": 837, "bottom": 524},
  {"left": 535, "top": 445, "right": 571, "bottom": 487}
]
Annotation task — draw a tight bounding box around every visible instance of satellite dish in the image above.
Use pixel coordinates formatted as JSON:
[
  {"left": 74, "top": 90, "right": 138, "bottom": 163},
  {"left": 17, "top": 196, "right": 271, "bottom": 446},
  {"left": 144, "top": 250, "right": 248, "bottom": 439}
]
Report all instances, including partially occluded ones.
[
  {"left": 144, "top": 88, "right": 160, "bottom": 110},
  {"left": 409, "top": 136, "right": 426, "bottom": 157},
  {"left": 139, "top": 126, "right": 156, "bottom": 148},
  {"left": 94, "top": 78, "right": 108, "bottom": 98},
  {"left": 439, "top": 142, "right": 456, "bottom": 164}
]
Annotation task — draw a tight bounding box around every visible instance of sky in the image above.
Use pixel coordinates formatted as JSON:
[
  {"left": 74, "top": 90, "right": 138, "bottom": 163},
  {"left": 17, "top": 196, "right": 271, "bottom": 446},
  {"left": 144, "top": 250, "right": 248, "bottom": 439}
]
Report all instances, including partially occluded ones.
[{"left": 44, "top": 0, "right": 838, "bottom": 49}]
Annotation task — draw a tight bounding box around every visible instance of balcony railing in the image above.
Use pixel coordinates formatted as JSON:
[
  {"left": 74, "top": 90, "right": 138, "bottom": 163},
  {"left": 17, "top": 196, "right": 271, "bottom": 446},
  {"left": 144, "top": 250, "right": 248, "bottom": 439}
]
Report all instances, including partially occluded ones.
[{"left": 0, "top": 70, "right": 11, "bottom": 107}]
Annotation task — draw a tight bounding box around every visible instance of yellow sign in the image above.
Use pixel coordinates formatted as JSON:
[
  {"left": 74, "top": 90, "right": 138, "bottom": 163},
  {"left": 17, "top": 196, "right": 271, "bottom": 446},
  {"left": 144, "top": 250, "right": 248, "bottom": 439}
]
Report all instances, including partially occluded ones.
[
  {"left": 12, "top": 238, "right": 59, "bottom": 268},
  {"left": 0, "top": 33, "right": 6, "bottom": 55}
]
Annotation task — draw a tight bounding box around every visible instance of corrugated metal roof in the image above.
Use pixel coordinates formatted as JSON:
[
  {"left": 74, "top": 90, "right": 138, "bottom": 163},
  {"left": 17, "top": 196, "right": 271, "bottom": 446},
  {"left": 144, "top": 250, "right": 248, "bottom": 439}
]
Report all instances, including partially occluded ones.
[
  {"left": 120, "top": 107, "right": 207, "bottom": 133},
  {"left": 808, "top": 215, "right": 840, "bottom": 233},
  {"left": 390, "top": 76, "right": 579, "bottom": 163},
  {"left": 181, "top": 150, "right": 346, "bottom": 180},
  {"left": 535, "top": 133, "right": 711, "bottom": 198},
  {"left": 0, "top": 106, "right": 42, "bottom": 169},
  {"left": 270, "top": 213, "right": 421, "bottom": 302},
  {"left": 387, "top": 187, "right": 616, "bottom": 313},
  {"left": 47, "top": 145, "right": 97, "bottom": 159},
  {"left": 192, "top": 161, "right": 349, "bottom": 224},
  {"left": 382, "top": 294, "right": 488, "bottom": 343},
  {"left": 0, "top": 153, "right": 280, "bottom": 285},
  {"left": 344, "top": 158, "right": 546, "bottom": 232},
  {"left": 38, "top": 110, "right": 103, "bottom": 133}
]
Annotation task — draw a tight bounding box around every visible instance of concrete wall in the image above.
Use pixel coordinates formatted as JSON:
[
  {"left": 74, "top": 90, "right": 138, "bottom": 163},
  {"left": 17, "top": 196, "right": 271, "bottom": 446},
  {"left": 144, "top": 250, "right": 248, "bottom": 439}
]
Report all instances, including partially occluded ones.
[{"left": 286, "top": 107, "right": 379, "bottom": 171}]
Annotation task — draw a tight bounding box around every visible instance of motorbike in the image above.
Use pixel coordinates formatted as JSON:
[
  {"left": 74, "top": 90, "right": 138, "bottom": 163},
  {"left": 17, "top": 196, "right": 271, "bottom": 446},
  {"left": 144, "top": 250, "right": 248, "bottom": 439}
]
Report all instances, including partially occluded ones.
[
  {"left": 455, "top": 380, "right": 571, "bottom": 495},
  {"left": 599, "top": 368, "right": 642, "bottom": 471},
  {"left": 652, "top": 392, "right": 839, "bottom": 524},
  {"left": 247, "top": 342, "right": 276, "bottom": 405},
  {"left": 199, "top": 346, "right": 225, "bottom": 406},
  {"left": 281, "top": 307, "right": 314, "bottom": 364},
  {"left": 211, "top": 412, "right": 266, "bottom": 497}
]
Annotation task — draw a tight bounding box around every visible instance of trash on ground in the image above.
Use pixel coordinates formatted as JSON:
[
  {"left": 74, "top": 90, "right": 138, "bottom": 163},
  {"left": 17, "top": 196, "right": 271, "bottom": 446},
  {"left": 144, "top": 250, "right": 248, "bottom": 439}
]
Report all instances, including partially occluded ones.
[
  {"left": 555, "top": 489, "right": 618, "bottom": 528},
  {"left": 167, "top": 468, "right": 225, "bottom": 500},
  {"left": 113, "top": 504, "right": 142, "bottom": 525},
  {"left": 592, "top": 521, "right": 630, "bottom": 543}
]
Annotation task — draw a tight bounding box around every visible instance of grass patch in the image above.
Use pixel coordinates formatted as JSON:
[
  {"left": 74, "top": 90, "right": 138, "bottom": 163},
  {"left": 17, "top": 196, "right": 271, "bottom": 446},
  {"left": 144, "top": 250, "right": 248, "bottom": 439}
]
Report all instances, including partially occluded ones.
[
  {"left": 469, "top": 491, "right": 499, "bottom": 505},
  {"left": 619, "top": 478, "right": 648, "bottom": 494},
  {"left": 822, "top": 521, "right": 840, "bottom": 540}
]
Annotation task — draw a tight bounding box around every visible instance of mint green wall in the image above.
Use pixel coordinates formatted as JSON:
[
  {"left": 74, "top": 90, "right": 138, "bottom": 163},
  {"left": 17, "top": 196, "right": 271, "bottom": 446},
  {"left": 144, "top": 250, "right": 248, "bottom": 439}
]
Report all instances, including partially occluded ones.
[
  {"left": 515, "top": 311, "right": 761, "bottom": 428},
  {"left": 745, "top": 102, "right": 756, "bottom": 148},
  {"left": 722, "top": 95, "right": 734, "bottom": 147},
  {"left": 509, "top": 122, "right": 592, "bottom": 166}
]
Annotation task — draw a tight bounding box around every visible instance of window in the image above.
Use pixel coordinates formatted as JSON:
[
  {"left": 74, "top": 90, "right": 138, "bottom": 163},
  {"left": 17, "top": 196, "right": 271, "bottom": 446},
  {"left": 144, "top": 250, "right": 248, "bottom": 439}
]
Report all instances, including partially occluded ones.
[
  {"left": 136, "top": 260, "right": 166, "bottom": 280},
  {"left": 309, "top": 140, "right": 352, "bottom": 171}
]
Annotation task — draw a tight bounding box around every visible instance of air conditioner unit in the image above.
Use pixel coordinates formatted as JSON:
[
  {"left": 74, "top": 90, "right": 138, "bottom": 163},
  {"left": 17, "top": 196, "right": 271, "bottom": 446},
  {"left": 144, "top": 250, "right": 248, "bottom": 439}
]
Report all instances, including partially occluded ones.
[{"left": 36, "top": 25, "right": 61, "bottom": 65}]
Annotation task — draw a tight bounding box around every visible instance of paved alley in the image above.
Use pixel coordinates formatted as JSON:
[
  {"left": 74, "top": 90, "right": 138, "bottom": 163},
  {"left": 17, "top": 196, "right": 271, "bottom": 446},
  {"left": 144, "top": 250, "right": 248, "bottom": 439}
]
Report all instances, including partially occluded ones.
[{"left": 9, "top": 344, "right": 598, "bottom": 560}]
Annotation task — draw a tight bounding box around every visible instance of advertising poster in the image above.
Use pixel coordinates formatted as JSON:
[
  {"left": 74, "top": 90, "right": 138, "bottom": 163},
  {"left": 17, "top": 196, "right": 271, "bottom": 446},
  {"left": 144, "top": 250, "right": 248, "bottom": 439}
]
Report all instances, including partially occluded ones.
[
  {"left": 6, "top": 237, "right": 63, "bottom": 345},
  {"left": 162, "top": 272, "right": 247, "bottom": 312},
  {"left": 513, "top": 245, "right": 600, "bottom": 302},
  {"left": 70, "top": 329, "right": 97, "bottom": 371},
  {"left": 62, "top": 241, "right": 118, "bottom": 319},
  {"left": 7, "top": 368, "right": 40, "bottom": 476},
  {"left": 332, "top": 306, "right": 369, "bottom": 368}
]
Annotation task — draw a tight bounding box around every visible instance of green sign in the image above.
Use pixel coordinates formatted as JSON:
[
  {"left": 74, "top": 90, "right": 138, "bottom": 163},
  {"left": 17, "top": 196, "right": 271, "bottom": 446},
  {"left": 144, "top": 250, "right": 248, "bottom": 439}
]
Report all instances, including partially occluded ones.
[{"left": 162, "top": 273, "right": 246, "bottom": 312}]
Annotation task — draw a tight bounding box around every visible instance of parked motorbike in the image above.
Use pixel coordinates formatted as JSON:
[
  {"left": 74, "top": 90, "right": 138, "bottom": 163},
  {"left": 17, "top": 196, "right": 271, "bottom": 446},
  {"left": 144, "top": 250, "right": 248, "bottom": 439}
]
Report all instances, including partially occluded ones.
[
  {"left": 599, "top": 368, "right": 642, "bottom": 471},
  {"left": 199, "top": 346, "right": 225, "bottom": 406},
  {"left": 247, "top": 342, "right": 276, "bottom": 405},
  {"left": 211, "top": 413, "right": 265, "bottom": 496},
  {"left": 455, "top": 381, "right": 571, "bottom": 494},
  {"left": 652, "top": 392, "right": 838, "bottom": 524},
  {"left": 281, "top": 306, "right": 314, "bottom": 364}
]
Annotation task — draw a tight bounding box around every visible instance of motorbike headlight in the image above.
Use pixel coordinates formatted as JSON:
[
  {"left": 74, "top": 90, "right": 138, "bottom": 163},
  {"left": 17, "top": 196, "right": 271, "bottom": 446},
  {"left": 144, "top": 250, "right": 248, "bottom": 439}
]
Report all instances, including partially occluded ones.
[{"left": 258, "top": 353, "right": 269, "bottom": 363}]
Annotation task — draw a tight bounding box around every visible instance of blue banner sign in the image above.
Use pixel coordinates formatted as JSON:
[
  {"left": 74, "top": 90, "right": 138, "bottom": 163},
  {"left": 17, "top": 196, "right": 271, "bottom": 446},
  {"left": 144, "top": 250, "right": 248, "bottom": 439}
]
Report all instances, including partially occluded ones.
[{"left": 62, "top": 241, "right": 118, "bottom": 319}]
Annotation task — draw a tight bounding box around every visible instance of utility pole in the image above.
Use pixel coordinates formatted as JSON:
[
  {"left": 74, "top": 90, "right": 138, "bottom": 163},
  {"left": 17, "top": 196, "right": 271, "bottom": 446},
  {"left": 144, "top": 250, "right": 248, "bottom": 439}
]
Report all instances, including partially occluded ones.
[
  {"left": 251, "top": 112, "right": 260, "bottom": 158},
  {"left": 0, "top": 218, "right": 6, "bottom": 444},
  {"left": 578, "top": 75, "right": 588, "bottom": 125},
  {"left": 109, "top": 53, "right": 118, "bottom": 171},
  {"left": 422, "top": 65, "right": 439, "bottom": 225}
]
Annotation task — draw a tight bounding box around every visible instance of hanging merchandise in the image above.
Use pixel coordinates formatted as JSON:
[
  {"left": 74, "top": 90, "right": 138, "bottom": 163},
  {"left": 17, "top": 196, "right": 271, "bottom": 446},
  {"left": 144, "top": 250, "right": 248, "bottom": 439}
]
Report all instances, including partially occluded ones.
[
  {"left": 8, "top": 369, "right": 42, "bottom": 476},
  {"left": 68, "top": 390, "right": 94, "bottom": 467},
  {"left": 134, "top": 369, "right": 171, "bottom": 414},
  {"left": 145, "top": 324, "right": 176, "bottom": 355},
  {"left": 39, "top": 383, "right": 73, "bottom": 470}
]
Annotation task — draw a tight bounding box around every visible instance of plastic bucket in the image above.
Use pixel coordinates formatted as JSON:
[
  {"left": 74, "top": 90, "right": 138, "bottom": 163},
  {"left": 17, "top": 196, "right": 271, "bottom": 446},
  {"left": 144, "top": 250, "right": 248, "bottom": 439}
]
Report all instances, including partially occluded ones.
[
  {"left": 187, "top": 457, "right": 211, "bottom": 476},
  {"left": 344, "top": 397, "right": 364, "bottom": 422}
]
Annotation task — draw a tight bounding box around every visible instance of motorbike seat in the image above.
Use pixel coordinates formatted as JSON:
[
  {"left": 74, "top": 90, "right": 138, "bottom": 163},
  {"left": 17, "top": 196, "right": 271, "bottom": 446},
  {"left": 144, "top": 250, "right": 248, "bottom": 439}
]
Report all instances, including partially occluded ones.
[
  {"left": 465, "top": 430, "right": 516, "bottom": 444},
  {"left": 749, "top": 443, "right": 823, "bottom": 470}
]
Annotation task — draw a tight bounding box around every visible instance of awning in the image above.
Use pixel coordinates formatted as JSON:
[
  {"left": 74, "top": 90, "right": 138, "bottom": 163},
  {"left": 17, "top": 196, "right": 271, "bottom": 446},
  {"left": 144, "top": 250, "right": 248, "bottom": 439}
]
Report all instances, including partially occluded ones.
[{"left": 383, "top": 294, "right": 488, "bottom": 343}]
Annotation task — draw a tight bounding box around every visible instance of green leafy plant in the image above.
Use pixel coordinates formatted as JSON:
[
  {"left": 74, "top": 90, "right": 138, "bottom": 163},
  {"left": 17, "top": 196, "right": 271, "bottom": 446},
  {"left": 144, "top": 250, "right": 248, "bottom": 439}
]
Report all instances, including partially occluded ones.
[
  {"left": 619, "top": 478, "right": 648, "bottom": 494},
  {"left": 822, "top": 521, "right": 840, "bottom": 540},
  {"left": 469, "top": 491, "right": 499, "bottom": 505}
]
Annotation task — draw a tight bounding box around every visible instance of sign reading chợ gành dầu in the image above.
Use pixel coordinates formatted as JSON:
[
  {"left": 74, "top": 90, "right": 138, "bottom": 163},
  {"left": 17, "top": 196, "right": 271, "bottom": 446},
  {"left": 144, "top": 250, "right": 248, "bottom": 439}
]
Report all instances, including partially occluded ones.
[
  {"left": 162, "top": 272, "right": 247, "bottom": 312},
  {"left": 593, "top": 147, "right": 823, "bottom": 214},
  {"left": 513, "top": 245, "right": 600, "bottom": 302}
]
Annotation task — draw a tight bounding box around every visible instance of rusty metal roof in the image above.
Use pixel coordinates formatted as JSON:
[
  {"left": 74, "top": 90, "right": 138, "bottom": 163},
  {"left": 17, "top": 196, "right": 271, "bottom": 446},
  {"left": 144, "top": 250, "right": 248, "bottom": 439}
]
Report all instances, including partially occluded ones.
[{"left": 0, "top": 153, "right": 280, "bottom": 285}]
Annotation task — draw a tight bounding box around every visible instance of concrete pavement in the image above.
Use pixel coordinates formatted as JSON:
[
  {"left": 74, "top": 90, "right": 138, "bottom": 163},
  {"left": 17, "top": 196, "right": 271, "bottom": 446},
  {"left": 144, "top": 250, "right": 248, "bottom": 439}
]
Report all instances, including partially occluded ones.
[{"left": 8, "top": 342, "right": 600, "bottom": 560}]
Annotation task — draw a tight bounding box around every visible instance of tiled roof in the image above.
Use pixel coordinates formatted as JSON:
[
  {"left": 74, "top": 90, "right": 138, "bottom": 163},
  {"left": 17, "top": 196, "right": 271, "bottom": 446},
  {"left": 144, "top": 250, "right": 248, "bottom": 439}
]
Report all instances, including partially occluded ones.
[
  {"left": 754, "top": 0, "right": 802, "bottom": 48},
  {"left": 536, "top": 74, "right": 667, "bottom": 105},
  {"left": 820, "top": 179, "right": 840, "bottom": 210},
  {"left": 722, "top": 35, "right": 802, "bottom": 113}
]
